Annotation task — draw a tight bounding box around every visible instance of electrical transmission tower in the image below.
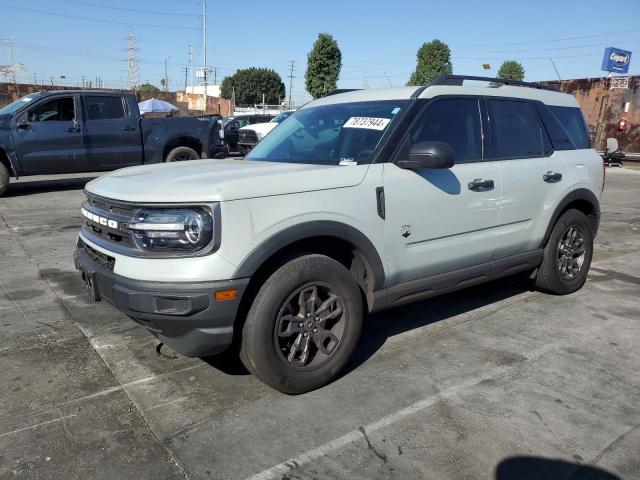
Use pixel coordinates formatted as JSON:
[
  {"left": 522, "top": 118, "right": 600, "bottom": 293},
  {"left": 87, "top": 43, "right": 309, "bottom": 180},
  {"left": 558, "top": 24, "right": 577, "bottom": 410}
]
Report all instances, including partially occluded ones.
[
  {"left": 0, "top": 38, "right": 25, "bottom": 83},
  {"left": 126, "top": 27, "right": 140, "bottom": 90},
  {"left": 287, "top": 60, "right": 296, "bottom": 109}
]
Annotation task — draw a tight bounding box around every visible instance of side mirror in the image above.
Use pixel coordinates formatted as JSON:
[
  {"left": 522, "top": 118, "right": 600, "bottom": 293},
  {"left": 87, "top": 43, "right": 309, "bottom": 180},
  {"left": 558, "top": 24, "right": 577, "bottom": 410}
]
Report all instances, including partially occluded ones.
[
  {"left": 396, "top": 141, "right": 455, "bottom": 170},
  {"left": 17, "top": 119, "right": 28, "bottom": 129}
]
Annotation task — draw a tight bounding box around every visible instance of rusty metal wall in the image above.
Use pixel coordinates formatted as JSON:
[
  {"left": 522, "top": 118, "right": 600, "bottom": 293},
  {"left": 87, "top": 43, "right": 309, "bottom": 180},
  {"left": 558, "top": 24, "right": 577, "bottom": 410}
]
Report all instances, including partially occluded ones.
[
  {"left": 543, "top": 76, "right": 639, "bottom": 152},
  {"left": 0, "top": 82, "right": 232, "bottom": 117}
]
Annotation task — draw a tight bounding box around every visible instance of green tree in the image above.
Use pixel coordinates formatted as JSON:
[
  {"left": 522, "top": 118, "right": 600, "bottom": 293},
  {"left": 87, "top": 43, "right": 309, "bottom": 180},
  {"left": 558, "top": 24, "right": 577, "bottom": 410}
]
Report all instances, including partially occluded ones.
[
  {"left": 220, "top": 68, "right": 285, "bottom": 107},
  {"left": 497, "top": 60, "right": 525, "bottom": 81},
  {"left": 305, "top": 33, "right": 342, "bottom": 99},
  {"left": 137, "top": 83, "right": 160, "bottom": 94},
  {"left": 407, "top": 39, "right": 452, "bottom": 86}
]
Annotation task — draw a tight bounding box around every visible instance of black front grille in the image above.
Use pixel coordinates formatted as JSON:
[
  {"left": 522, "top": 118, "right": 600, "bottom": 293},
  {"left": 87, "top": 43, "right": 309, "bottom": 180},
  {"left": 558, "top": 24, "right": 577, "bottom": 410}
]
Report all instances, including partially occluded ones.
[
  {"left": 83, "top": 193, "right": 136, "bottom": 248},
  {"left": 239, "top": 130, "right": 258, "bottom": 143},
  {"left": 78, "top": 237, "right": 116, "bottom": 271}
]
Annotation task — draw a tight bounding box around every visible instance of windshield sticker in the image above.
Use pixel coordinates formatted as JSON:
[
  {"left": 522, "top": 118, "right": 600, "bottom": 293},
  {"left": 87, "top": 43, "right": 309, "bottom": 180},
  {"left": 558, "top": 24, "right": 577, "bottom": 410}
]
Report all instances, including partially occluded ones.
[
  {"left": 339, "top": 158, "right": 358, "bottom": 166},
  {"left": 343, "top": 117, "right": 391, "bottom": 131},
  {"left": 391, "top": 107, "right": 401, "bottom": 115},
  {"left": 21, "top": 97, "right": 34, "bottom": 102}
]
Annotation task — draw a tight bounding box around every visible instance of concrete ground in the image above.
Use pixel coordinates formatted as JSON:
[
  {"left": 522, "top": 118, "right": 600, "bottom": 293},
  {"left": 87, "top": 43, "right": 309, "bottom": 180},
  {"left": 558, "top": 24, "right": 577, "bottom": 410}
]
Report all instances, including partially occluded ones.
[{"left": 0, "top": 167, "right": 639, "bottom": 480}]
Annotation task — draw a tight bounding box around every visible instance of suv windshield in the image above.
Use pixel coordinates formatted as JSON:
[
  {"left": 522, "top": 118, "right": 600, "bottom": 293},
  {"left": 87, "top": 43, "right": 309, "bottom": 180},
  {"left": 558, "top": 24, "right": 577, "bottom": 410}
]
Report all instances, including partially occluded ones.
[
  {"left": 0, "top": 93, "right": 43, "bottom": 116},
  {"left": 246, "top": 100, "right": 407, "bottom": 165}
]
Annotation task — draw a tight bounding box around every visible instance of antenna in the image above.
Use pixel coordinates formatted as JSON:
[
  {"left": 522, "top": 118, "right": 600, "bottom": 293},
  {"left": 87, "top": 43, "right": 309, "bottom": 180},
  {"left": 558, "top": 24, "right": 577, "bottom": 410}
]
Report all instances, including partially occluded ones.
[
  {"left": 126, "top": 26, "right": 140, "bottom": 90},
  {"left": 287, "top": 60, "right": 296, "bottom": 109},
  {"left": 201, "top": 0, "right": 207, "bottom": 112}
]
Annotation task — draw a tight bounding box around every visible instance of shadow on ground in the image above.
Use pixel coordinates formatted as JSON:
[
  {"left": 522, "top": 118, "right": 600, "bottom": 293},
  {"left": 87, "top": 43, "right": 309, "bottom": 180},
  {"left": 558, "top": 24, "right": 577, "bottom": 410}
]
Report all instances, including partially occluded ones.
[
  {"left": 199, "top": 273, "right": 533, "bottom": 380},
  {"left": 496, "top": 456, "right": 621, "bottom": 480},
  {"left": 5, "top": 176, "right": 97, "bottom": 197}
]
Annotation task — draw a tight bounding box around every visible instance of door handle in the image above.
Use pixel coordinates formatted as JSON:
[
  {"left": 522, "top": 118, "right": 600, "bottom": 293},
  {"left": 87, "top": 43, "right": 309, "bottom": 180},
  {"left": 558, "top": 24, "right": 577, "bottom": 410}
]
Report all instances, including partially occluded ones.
[
  {"left": 65, "top": 126, "right": 80, "bottom": 133},
  {"left": 122, "top": 126, "right": 136, "bottom": 132},
  {"left": 543, "top": 171, "right": 562, "bottom": 182},
  {"left": 468, "top": 178, "right": 494, "bottom": 191}
]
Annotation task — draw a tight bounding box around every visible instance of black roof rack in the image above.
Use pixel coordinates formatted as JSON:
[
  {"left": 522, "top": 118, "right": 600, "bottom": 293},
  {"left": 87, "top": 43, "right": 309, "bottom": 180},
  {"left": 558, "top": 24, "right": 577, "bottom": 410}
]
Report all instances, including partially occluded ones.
[{"left": 428, "top": 74, "right": 559, "bottom": 92}]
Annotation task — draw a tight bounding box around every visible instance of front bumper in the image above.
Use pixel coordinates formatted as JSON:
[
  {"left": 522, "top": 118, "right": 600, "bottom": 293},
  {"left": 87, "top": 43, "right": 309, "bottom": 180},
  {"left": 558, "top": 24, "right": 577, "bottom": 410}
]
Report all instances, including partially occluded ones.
[{"left": 73, "top": 241, "right": 249, "bottom": 357}]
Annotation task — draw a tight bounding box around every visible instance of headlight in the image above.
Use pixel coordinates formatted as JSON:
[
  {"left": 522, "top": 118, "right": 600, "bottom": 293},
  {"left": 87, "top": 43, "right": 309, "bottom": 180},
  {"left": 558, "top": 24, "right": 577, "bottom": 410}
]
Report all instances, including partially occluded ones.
[{"left": 127, "top": 208, "right": 213, "bottom": 252}]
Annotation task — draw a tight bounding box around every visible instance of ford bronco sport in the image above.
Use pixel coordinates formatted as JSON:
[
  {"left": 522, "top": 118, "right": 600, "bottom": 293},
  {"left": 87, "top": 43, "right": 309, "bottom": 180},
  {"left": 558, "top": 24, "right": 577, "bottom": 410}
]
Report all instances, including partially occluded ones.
[{"left": 74, "top": 74, "right": 602, "bottom": 394}]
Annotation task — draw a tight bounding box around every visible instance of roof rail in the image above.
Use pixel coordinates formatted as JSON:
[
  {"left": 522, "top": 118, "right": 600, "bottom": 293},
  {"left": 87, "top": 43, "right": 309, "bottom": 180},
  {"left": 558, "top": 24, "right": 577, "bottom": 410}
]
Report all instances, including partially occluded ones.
[
  {"left": 428, "top": 74, "right": 559, "bottom": 92},
  {"left": 323, "top": 88, "right": 362, "bottom": 97}
]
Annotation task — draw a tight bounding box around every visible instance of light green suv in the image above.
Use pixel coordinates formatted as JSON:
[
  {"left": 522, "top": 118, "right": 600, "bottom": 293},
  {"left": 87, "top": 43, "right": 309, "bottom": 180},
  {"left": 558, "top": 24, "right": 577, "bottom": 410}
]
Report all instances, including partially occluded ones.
[{"left": 74, "top": 74, "right": 603, "bottom": 394}]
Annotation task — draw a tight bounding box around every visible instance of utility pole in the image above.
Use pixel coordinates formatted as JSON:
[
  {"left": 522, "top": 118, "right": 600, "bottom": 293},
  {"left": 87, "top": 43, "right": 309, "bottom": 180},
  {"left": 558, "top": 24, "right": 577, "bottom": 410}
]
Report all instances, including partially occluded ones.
[
  {"left": 212, "top": 67, "right": 217, "bottom": 85},
  {"left": 82, "top": 75, "right": 85, "bottom": 88},
  {"left": 188, "top": 44, "right": 194, "bottom": 92},
  {"left": 201, "top": 0, "right": 208, "bottom": 113},
  {"left": 126, "top": 26, "right": 140, "bottom": 90},
  {"left": 287, "top": 60, "right": 296, "bottom": 109},
  {"left": 184, "top": 67, "right": 188, "bottom": 92},
  {"left": 164, "top": 55, "right": 171, "bottom": 93}
]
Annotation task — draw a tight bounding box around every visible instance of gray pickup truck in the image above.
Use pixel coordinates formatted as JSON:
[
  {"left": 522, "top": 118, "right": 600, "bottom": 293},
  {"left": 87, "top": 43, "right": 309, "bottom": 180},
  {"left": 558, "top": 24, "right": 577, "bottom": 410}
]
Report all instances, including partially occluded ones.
[{"left": 0, "top": 90, "right": 227, "bottom": 195}]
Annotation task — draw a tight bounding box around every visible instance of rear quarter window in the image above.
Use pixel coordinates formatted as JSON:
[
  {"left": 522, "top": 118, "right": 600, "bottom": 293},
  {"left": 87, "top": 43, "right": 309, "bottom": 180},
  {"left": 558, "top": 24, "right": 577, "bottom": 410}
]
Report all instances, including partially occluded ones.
[{"left": 549, "top": 106, "right": 589, "bottom": 149}]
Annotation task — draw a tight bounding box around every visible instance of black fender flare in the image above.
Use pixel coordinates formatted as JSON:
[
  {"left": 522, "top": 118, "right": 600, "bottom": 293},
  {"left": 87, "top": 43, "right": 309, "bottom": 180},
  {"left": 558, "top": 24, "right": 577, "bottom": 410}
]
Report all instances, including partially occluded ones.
[
  {"left": 540, "top": 188, "right": 600, "bottom": 248},
  {"left": 233, "top": 221, "right": 386, "bottom": 290}
]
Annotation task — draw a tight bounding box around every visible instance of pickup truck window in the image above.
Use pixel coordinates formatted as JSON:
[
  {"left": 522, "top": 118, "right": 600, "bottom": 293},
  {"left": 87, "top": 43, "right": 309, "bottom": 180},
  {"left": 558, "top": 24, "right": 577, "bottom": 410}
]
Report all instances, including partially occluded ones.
[
  {"left": 28, "top": 97, "right": 75, "bottom": 122},
  {"left": 246, "top": 100, "right": 408, "bottom": 166},
  {"left": 85, "top": 96, "right": 126, "bottom": 120}
]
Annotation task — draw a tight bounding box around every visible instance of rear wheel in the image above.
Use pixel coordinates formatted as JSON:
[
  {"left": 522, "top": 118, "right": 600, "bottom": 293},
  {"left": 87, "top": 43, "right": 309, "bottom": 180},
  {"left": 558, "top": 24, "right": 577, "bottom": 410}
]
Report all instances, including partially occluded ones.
[
  {"left": 239, "top": 254, "right": 363, "bottom": 394},
  {"left": 0, "top": 162, "right": 9, "bottom": 197},
  {"left": 165, "top": 146, "right": 200, "bottom": 162},
  {"left": 535, "top": 209, "right": 593, "bottom": 295}
]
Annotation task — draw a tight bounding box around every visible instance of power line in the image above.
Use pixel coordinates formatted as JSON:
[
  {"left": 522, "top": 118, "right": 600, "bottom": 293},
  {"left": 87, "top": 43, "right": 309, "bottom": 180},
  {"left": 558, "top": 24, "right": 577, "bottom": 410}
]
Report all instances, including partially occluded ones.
[
  {"left": 0, "top": 4, "right": 199, "bottom": 30},
  {"left": 450, "top": 28, "right": 640, "bottom": 47},
  {"left": 56, "top": 0, "right": 199, "bottom": 16}
]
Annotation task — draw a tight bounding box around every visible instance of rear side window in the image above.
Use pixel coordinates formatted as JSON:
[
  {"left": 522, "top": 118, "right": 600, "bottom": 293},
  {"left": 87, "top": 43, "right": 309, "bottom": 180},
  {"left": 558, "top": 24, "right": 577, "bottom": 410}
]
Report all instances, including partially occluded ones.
[
  {"left": 489, "top": 99, "right": 544, "bottom": 159},
  {"left": 549, "top": 106, "right": 589, "bottom": 149},
  {"left": 409, "top": 98, "right": 483, "bottom": 163},
  {"left": 85, "top": 96, "right": 126, "bottom": 120}
]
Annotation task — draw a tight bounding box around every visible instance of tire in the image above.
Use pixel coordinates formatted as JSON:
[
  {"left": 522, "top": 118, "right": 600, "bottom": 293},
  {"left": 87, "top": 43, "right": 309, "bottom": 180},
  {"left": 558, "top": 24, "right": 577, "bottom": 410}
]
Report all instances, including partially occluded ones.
[
  {"left": 535, "top": 209, "right": 593, "bottom": 295},
  {"left": 239, "top": 254, "right": 363, "bottom": 394},
  {"left": 165, "top": 146, "right": 200, "bottom": 162},
  {"left": 0, "top": 162, "right": 9, "bottom": 197}
]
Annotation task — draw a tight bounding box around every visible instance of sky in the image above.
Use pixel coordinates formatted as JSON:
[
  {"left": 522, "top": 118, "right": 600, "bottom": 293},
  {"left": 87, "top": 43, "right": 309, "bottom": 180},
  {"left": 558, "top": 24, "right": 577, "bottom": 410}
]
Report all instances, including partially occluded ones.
[{"left": 2, "top": 0, "right": 639, "bottom": 105}]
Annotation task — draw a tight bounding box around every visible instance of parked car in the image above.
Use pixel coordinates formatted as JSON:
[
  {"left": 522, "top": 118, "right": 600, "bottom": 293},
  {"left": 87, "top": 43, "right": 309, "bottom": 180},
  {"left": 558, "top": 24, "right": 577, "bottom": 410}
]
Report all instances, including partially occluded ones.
[
  {"left": 0, "top": 90, "right": 226, "bottom": 196},
  {"left": 223, "top": 114, "right": 273, "bottom": 153},
  {"left": 74, "top": 74, "right": 602, "bottom": 394},
  {"left": 237, "top": 110, "right": 295, "bottom": 154}
]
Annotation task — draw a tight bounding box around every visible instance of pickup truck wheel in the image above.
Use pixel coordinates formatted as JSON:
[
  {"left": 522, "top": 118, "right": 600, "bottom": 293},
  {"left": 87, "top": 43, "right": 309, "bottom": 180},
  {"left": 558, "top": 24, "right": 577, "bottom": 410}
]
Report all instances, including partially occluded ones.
[
  {"left": 239, "top": 254, "right": 363, "bottom": 394},
  {"left": 0, "top": 163, "right": 9, "bottom": 196},
  {"left": 535, "top": 209, "right": 593, "bottom": 295},
  {"left": 165, "top": 146, "right": 200, "bottom": 162}
]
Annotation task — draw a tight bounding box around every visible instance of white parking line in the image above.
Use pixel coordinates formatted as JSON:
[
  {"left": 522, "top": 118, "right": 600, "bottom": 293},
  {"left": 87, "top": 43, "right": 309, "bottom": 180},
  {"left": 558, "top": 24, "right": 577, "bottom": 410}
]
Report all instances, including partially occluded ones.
[{"left": 243, "top": 373, "right": 491, "bottom": 480}]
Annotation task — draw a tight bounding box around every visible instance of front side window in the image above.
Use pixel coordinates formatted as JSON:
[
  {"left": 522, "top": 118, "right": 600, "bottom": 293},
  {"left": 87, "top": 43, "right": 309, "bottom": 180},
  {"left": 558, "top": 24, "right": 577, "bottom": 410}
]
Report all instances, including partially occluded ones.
[
  {"left": 407, "top": 98, "right": 482, "bottom": 163},
  {"left": 85, "top": 96, "right": 126, "bottom": 120},
  {"left": 246, "top": 100, "right": 407, "bottom": 165},
  {"left": 549, "top": 106, "right": 589, "bottom": 149},
  {"left": 28, "top": 97, "right": 75, "bottom": 122},
  {"left": 489, "top": 99, "right": 544, "bottom": 158}
]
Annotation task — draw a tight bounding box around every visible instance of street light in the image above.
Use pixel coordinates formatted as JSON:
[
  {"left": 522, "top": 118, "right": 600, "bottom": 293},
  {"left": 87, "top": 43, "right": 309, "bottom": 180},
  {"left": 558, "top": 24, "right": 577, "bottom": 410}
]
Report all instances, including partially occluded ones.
[{"left": 164, "top": 55, "right": 171, "bottom": 93}]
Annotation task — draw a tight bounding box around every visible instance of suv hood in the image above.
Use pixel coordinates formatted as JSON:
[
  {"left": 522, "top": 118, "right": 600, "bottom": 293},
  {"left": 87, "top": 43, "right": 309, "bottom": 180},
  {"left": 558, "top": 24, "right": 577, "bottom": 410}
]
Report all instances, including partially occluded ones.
[{"left": 85, "top": 159, "right": 369, "bottom": 203}]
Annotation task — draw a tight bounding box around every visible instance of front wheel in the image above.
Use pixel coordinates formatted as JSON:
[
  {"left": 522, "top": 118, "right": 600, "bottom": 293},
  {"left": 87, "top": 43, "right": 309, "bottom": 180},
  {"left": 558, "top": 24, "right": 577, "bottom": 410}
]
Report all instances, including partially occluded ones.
[
  {"left": 165, "top": 146, "right": 200, "bottom": 162},
  {"left": 239, "top": 255, "right": 363, "bottom": 394},
  {"left": 535, "top": 209, "right": 594, "bottom": 295}
]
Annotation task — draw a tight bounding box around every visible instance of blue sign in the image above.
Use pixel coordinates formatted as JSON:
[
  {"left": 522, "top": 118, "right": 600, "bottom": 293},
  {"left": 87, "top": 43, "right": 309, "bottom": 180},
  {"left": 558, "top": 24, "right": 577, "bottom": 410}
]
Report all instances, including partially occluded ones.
[{"left": 601, "top": 47, "right": 632, "bottom": 74}]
